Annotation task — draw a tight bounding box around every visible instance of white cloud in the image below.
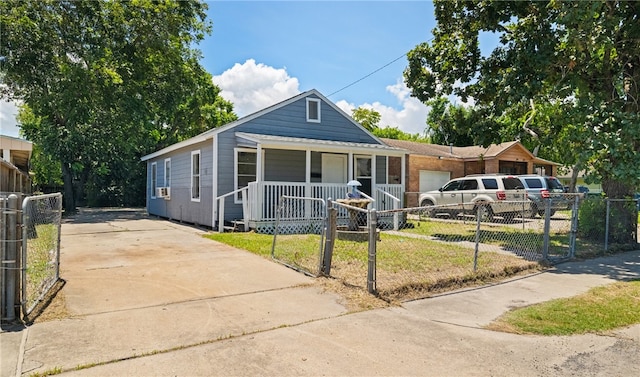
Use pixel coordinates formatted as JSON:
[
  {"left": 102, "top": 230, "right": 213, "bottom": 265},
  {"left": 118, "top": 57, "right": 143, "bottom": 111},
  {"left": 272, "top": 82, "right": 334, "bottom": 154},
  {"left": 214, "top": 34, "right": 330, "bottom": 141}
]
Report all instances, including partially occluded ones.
[
  {"left": 213, "top": 60, "right": 430, "bottom": 135},
  {"left": 212, "top": 59, "right": 301, "bottom": 117},
  {"left": 336, "top": 80, "right": 430, "bottom": 135},
  {"left": 0, "top": 99, "right": 22, "bottom": 138}
]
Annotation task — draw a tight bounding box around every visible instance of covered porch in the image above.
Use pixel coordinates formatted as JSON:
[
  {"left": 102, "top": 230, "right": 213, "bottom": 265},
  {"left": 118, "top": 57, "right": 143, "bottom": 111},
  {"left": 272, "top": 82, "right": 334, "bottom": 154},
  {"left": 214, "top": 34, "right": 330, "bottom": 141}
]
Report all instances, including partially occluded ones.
[{"left": 215, "top": 132, "right": 406, "bottom": 233}]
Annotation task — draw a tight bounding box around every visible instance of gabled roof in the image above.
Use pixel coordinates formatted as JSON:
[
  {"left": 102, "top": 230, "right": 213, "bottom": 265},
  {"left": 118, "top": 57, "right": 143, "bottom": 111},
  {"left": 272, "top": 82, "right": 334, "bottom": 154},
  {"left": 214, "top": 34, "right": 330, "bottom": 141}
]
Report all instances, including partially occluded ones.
[
  {"left": 382, "top": 138, "right": 561, "bottom": 166},
  {"left": 381, "top": 139, "right": 543, "bottom": 160},
  {"left": 141, "top": 89, "right": 382, "bottom": 161}
]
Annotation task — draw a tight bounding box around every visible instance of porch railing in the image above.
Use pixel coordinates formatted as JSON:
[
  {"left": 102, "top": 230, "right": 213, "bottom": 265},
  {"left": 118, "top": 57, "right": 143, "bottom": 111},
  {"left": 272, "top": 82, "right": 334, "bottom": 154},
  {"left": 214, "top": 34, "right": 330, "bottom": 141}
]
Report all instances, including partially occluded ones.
[
  {"left": 215, "top": 186, "right": 249, "bottom": 233},
  {"left": 247, "top": 181, "right": 403, "bottom": 225}
]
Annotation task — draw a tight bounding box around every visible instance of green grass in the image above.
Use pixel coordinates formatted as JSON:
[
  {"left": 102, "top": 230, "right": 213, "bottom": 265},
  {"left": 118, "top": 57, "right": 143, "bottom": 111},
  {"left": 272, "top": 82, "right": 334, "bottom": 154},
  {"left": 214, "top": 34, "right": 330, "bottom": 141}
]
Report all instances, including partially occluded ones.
[
  {"left": 26, "top": 224, "right": 59, "bottom": 307},
  {"left": 206, "top": 228, "right": 540, "bottom": 302},
  {"left": 490, "top": 280, "right": 640, "bottom": 335}
]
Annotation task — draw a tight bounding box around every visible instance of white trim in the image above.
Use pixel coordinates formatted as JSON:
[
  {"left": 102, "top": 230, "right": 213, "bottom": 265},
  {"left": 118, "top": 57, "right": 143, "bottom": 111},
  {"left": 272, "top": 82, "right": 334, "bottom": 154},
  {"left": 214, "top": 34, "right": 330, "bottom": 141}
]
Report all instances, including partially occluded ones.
[
  {"left": 306, "top": 98, "right": 321, "bottom": 123},
  {"left": 164, "top": 158, "right": 171, "bottom": 188},
  {"left": 191, "top": 150, "right": 201, "bottom": 202},
  {"left": 151, "top": 162, "right": 157, "bottom": 199},
  {"left": 234, "top": 147, "right": 257, "bottom": 204},
  {"left": 212, "top": 136, "right": 218, "bottom": 228}
]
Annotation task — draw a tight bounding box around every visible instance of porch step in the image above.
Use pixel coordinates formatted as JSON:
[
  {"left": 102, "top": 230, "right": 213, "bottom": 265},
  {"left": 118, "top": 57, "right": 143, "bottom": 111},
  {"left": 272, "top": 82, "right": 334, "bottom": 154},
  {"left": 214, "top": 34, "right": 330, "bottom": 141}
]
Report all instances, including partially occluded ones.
[{"left": 223, "top": 220, "right": 247, "bottom": 232}]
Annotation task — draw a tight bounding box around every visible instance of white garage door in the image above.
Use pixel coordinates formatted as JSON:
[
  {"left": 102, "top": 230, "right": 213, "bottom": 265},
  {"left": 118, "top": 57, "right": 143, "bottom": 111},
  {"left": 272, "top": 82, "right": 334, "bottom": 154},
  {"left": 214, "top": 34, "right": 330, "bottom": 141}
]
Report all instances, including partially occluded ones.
[{"left": 419, "top": 170, "right": 451, "bottom": 192}]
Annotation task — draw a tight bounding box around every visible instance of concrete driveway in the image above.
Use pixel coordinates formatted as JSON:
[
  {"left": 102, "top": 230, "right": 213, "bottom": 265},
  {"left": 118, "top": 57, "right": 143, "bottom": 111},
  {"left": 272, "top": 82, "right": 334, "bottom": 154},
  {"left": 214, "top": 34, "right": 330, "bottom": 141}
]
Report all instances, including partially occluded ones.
[{"left": 2, "top": 208, "right": 640, "bottom": 376}]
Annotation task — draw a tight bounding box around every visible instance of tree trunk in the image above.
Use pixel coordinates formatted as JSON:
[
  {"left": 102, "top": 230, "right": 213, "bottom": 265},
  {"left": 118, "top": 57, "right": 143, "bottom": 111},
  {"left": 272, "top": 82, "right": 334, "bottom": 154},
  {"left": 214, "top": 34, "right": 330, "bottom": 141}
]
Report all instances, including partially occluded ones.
[{"left": 61, "top": 162, "right": 76, "bottom": 214}]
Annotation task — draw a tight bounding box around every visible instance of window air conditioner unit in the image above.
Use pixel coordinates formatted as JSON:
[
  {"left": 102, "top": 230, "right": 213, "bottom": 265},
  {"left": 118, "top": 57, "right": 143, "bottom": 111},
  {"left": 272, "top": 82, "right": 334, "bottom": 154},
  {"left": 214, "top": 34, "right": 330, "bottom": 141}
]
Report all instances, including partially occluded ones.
[{"left": 156, "top": 187, "right": 170, "bottom": 199}]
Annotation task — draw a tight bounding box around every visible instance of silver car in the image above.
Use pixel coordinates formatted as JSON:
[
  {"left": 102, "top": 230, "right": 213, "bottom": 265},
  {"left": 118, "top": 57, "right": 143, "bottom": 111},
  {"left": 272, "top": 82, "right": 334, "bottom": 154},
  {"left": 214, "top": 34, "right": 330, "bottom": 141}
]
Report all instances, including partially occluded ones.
[{"left": 418, "top": 175, "right": 527, "bottom": 221}]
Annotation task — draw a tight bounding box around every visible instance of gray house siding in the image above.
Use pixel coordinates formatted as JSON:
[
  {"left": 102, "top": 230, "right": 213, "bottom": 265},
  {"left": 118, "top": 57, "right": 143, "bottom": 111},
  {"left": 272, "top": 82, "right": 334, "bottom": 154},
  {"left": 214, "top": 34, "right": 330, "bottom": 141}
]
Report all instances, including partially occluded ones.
[
  {"left": 213, "top": 95, "right": 376, "bottom": 222},
  {"left": 147, "top": 140, "right": 214, "bottom": 227},
  {"left": 230, "top": 95, "right": 377, "bottom": 143},
  {"left": 143, "top": 89, "right": 404, "bottom": 229},
  {"left": 264, "top": 149, "right": 306, "bottom": 182}
]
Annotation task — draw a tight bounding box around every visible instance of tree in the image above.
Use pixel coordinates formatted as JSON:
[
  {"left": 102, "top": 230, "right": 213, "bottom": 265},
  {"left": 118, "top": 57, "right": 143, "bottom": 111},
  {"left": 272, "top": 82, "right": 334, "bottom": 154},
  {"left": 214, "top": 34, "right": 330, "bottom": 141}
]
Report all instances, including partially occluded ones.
[
  {"left": 351, "top": 106, "right": 429, "bottom": 141},
  {"left": 1, "top": 0, "right": 236, "bottom": 212},
  {"left": 405, "top": 0, "right": 639, "bottom": 243},
  {"left": 351, "top": 106, "right": 381, "bottom": 132}
]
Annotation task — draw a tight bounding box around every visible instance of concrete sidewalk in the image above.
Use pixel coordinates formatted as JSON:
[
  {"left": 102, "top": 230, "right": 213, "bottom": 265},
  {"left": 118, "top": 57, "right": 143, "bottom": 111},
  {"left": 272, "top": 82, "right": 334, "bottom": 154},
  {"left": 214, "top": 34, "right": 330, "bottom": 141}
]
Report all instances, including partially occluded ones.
[{"left": 2, "top": 208, "right": 640, "bottom": 376}]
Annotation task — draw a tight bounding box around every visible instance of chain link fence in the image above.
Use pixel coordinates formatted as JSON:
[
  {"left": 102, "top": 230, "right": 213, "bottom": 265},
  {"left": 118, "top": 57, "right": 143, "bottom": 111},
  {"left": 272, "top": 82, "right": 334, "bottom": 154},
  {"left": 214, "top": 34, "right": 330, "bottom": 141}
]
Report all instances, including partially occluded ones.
[
  {"left": 271, "top": 196, "right": 327, "bottom": 276},
  {"left": 1, "top": 192, "right": 62, "bottom": 323},
  {"left": 271, "top": 194, "right": 639, "bottom": 303},
  {"left": 22, "top": 193, "right": 63, "bottom": 317}
]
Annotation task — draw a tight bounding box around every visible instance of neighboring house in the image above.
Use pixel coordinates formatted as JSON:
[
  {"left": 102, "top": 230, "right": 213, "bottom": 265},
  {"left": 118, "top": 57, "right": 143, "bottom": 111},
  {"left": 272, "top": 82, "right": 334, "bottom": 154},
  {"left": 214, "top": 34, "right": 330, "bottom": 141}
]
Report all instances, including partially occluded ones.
[
  {"left": 381, "top": 139, "right": 559, "bottom": 206},
  {"left": 0, "top": 135, "right": 32, "bottom": 194},
  {"left": 141, "top": 90, "right": 407, "bottom": 232},
  {"left": 556, "top": 168, "right": 603, "bottom": 193}
]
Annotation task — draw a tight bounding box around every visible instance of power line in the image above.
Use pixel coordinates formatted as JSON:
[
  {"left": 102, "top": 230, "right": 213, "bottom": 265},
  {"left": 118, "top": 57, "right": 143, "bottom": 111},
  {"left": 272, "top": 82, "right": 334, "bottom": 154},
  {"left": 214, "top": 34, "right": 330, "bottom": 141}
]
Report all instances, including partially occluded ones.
[{"left": 327, "top": 52, "right": 408, "bottom": 98}]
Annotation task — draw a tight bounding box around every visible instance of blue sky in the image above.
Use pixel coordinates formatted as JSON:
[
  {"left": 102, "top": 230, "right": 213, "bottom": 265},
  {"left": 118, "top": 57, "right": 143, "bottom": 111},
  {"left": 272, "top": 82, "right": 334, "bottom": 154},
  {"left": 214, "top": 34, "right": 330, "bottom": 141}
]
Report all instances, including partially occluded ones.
[{"left": 1, "top": 1, "right": 439, "bottom": 138}]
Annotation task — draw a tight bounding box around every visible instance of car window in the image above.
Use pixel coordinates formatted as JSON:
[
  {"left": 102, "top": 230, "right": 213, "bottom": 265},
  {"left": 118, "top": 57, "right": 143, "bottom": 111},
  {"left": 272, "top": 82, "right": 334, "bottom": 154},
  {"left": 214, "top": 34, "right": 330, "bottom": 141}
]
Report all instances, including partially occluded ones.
[
  {"left": 461, "top": 179, "right": 478, "bottom": 190},
  {"left": 441, "top": 181, "right": 461, "bottom": 191},
  {"left": 503, "top": 177, "right": 523, "bottom": 189},
  {"left": 546, "top": 177, "right": 564, "bottom": 190},
  {"left": 524, "top": 178, "right": 543, "bottom": 189},
  {"left": 482, "top": 178, "right": 498, "bottom": 190}
]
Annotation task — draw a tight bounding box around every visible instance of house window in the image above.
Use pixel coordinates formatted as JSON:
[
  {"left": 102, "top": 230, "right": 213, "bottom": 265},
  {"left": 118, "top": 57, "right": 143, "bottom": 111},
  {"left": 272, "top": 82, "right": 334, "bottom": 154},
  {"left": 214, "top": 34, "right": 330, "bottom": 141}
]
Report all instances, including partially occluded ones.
[
  {"left": 235, "top": 148, "right": 257, "bottom": 202},
  {"left": 306, "top": 98, "right": 321, "bottom": 123},
  {"left": 191, "top": 150, "right": 200, "bottom": 201},
  {"left": 151, "top": 162, "right": 157, "bottom": 199},
  {"left": 164, "top": 158, "right": 171, "bottom": 188}
]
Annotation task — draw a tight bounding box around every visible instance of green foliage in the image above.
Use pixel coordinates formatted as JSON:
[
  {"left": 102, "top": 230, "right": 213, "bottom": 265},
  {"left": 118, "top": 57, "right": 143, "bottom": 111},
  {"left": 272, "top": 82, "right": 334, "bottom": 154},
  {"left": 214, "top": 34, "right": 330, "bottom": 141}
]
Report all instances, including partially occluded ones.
[
  {"left": 372, "top": 126, "right": 429, "bottom": 142},
  {"left": 405, "top": 0, "right": 640, "bottom": 189},
  {"left": 1, "top": 0, "right": 236, "bottom": 210},
  {"left": 351, "top": 107, "right": 381, "bottom": 132},
  {"left": 351, "top": 106, "right": 429, "bottom": 141},
  {"left": 577, "top": 198, "right": 607, "bottom": 241}
]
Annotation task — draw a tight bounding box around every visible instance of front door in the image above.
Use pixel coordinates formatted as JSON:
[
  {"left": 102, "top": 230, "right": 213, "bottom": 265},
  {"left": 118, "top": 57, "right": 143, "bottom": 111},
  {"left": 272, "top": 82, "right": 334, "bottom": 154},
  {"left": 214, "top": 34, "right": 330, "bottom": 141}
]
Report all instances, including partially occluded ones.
[
  {"left": 322, "top": 154, "right": 347, "bottom": 183},
  {"left": 355, "top": 156, "right": 372, "bottom": 196}
]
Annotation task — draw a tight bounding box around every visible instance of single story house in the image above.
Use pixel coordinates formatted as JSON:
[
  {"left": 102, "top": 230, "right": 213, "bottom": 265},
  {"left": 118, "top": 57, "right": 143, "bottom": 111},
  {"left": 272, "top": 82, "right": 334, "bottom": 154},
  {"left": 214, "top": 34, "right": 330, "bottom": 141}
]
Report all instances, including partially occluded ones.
[
  {"left": 141, "top": 90, "right": 407, "bottom": 233},
  {"left": 0, "top": 135, "right": 32, "bottom": 194},
  {"left": 380, "top": 139, "right": 560, "bottom": 206}
]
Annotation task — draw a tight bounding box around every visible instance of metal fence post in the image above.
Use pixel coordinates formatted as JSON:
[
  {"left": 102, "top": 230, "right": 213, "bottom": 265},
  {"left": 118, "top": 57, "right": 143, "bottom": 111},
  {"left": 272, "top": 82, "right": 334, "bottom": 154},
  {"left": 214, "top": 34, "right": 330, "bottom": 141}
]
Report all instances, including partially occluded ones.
[
  {"left": 604, "top": 199, "right": 611, "bottom": 251},
  {"left": 367, "top": 208, "right": 377, "bottom": 294},
  {"left": 3, "top": 194, "right": 19, "bottom": 321},
  {"left": 473, "top": 204, "right": 481, "bottom": 272},
  {"left": 322, "top": 199, "right": 336, "bottom": 276},
  {"left": 0, "top": 197, "right": 5, "bottom": 321},
  {"left": 569, "top": 195, "right": 580, "bottom": 258},
  {"left": 542, "top": 198, "right": 551, "bottom": 260}
]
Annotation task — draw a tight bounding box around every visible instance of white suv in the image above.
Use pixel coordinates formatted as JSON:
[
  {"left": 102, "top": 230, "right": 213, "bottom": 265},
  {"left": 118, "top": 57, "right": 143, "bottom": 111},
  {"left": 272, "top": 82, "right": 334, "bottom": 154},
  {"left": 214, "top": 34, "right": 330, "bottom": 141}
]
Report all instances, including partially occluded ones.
[{"left": 418, "top": 175, "right": 527, "bottom": 221}]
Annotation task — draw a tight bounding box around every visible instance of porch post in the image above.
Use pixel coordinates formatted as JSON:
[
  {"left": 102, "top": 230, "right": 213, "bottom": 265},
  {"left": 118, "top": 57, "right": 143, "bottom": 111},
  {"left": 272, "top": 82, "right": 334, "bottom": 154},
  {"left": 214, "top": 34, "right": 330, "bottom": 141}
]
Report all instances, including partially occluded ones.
[
  {"left": 348, "top": 152, "right": 354, "bottom": 180},
  {"left": 212, "top": 136, "right": 218, "bottom": 229},
  {"left": 371, "top": 154, "right": 377, "bottom": 196}
]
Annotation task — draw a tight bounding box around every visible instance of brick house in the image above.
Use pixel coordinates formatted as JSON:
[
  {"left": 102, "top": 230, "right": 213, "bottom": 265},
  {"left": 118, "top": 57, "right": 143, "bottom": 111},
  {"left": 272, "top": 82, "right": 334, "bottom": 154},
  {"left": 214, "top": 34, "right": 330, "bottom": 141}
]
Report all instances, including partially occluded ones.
[{"left": 381, "top": 139, "right": 559, "bottom": 206}]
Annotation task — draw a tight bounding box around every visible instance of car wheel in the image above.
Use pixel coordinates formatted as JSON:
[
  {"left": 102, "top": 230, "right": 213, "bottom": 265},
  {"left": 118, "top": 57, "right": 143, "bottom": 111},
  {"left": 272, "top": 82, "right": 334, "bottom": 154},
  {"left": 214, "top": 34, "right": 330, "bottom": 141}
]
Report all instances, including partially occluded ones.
[
  {"left": 523, "top": 202, "right": 537, "bottom": 218},
  {"left": 420, "top": 199, "right": 435, "bottom": 218},
  {"left": 475, "top": 203, "right": 494, "bottom": 222}
]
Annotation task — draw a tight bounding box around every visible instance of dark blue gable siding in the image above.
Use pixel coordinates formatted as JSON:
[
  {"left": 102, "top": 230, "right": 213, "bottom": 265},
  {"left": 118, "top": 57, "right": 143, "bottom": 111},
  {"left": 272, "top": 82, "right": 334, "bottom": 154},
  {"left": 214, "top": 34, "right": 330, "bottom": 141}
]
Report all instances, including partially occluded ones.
[{"left": 230, "top": 95, "right": 379, "bottom": 144}]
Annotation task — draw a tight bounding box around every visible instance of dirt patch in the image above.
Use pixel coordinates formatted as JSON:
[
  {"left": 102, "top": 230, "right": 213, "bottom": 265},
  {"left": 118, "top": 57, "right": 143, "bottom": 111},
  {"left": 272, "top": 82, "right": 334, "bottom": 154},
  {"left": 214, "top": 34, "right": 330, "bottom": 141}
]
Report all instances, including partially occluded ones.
[{"left": 24, "top": 279, "right": 70, "bottom": 324}]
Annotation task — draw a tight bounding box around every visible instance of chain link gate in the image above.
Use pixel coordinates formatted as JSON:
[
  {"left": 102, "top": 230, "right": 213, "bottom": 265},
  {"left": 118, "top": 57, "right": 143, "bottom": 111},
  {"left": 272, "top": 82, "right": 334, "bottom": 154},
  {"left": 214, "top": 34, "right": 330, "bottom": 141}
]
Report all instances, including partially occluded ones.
[
  {"left": 271, "top": 196, "right": 327, "bottom": 276},
  {"left": 21, "top": 193, "right": 63, "bottom": 317}
]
